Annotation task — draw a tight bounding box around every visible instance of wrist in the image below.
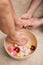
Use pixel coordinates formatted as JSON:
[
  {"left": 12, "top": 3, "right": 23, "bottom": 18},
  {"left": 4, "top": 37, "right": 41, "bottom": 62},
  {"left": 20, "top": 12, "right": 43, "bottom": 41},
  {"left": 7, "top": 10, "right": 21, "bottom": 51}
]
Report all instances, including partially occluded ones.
[{"left": 27, "top": 10, "right": 33, "bottom": 18}]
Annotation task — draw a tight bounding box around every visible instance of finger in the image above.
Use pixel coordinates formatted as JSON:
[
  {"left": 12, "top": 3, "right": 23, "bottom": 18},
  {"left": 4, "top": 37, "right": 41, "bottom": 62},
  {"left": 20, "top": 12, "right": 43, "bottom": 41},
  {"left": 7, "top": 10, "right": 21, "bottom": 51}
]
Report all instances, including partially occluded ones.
[
  {"left": 21, "top": 15, "right": 29, "bottom": 19},
  {"left": 25, "top": 25, "right": 33, "bottom": 30},
  {"left": 22, "top": 26, "right": 26, "bottom": 29},
  {"left": 21, "top": 14, "right": 32, "bottom": 19}
]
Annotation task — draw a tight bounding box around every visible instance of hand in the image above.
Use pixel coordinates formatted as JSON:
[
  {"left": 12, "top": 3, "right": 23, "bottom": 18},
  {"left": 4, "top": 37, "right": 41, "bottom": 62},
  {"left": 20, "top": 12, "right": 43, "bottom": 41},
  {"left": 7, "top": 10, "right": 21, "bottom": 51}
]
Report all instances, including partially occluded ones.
[
  {"left": 23, "top": 18, "right": 42, "bottom": 29},
  {"left": 14, "top": 17, "right": 31, "bottom": 30},
  {"left": 21, "top": 11, "right": 32, "bottom": 20},
  {"left": 28, "top": 18, "right": 43, "bottom": 29},
  {"left": 14, "top": 17, "right": 24, "bottom": 30}
]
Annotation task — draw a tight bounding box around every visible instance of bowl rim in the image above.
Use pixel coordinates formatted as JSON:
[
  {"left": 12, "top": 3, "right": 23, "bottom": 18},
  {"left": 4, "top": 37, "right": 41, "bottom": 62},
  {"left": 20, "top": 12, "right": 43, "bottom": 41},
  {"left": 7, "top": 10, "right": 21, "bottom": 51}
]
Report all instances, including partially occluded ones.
[{"left": 4, "top": 29, "right": 37, "bottom": 60}]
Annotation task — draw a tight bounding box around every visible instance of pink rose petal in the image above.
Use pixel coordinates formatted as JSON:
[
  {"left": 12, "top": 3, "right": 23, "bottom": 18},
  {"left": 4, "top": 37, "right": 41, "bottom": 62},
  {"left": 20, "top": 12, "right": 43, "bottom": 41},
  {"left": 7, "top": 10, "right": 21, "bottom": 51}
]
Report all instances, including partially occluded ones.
[
  {"left": 28, "top": 49, "right": 31, "bottom": 54},
  {"left": 12, "top": 51, "right": 17, "bottom": 56},
  {"left": 7, "top": 45, "right": 14, "bottom": 52}
]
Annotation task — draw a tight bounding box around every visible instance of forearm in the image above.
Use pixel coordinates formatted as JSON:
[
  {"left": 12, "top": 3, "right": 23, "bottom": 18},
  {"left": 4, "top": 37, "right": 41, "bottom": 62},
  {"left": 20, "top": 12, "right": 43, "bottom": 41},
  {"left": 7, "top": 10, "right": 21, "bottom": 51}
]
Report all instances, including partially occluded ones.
[{"left": 28, "top": 0, "right": 42, "bottom": 17}]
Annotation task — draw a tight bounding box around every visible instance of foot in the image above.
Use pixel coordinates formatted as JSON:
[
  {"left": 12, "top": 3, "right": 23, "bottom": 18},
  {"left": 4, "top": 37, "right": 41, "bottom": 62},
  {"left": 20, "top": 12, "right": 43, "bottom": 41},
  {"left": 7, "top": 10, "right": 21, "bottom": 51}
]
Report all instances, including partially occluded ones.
[{"left": 6, "top": 30, "right": 28, "bottom": 46}]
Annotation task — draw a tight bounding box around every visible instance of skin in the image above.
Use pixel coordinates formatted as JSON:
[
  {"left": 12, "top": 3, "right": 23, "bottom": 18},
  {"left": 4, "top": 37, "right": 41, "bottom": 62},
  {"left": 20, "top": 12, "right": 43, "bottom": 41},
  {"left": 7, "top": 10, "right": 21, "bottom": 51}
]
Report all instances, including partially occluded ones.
[
  {"left": 0, "top": 0, "right": 28, "bottom": 45},
  {"left": 23, "top": 18, "right": 43, "bottom": 29},
  {"left": 20, "top": 0, "right": 43, "bottom": 29},
  {"left": 21, "top": 0, "right": 42, "bottom": 19},
  {"left": 0, "top": 0, "right": 43, "bottom": 45},
  {"left": 8, "top": 0, "right": 24, "bottom": 29},
  {"left": 9, "top": 0, "right": 42, "bottom": 29},
  {"left": 0, "top": 1, "right": 18, "bottom": 44}
]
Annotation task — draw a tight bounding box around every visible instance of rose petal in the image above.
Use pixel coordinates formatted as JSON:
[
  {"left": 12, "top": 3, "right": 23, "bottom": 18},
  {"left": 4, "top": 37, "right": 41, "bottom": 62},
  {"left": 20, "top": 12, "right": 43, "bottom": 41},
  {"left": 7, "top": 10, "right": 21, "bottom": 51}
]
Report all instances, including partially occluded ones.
[
  {"left": 11, "top": 51, "right": 17, "bottom": 56},
  {"left": 14, "top": 47, "right": 20, "bottom": 53},
  {"left": 7, "top": 45, "right": 14, "bottom": 52}
]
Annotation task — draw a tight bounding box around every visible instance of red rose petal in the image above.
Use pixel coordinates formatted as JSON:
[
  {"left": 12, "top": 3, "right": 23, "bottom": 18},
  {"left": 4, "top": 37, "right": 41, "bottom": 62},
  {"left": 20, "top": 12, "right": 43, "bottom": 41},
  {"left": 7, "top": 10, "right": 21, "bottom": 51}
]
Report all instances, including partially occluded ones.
[
  {"left": 14, "top": 47, "right": 20, "bottom": 53},
  {"left": 30, "top": 45, "right": 36, "bottom": 51}
]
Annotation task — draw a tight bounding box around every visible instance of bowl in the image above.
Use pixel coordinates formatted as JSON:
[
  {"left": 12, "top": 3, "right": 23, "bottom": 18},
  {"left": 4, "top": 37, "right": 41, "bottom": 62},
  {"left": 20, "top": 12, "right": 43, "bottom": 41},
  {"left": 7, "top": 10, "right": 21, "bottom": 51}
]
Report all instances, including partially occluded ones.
[{"left": 4, "top": 29, "right": 37, "bottom": 60}]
